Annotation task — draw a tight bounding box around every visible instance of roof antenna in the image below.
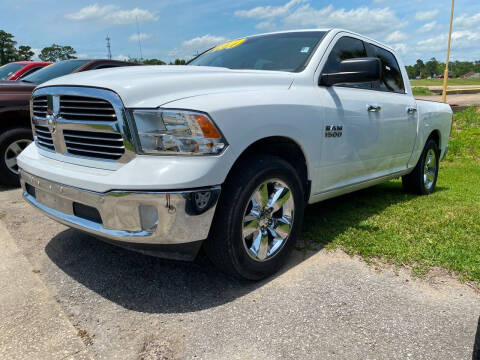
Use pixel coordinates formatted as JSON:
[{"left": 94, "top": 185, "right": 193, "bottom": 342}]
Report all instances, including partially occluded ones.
[
  {"left": 106, "top": 35, "right": 112, "bottom": 60},
  {"left": 135, "top": 16, "right": 143, "bottom": 62}
]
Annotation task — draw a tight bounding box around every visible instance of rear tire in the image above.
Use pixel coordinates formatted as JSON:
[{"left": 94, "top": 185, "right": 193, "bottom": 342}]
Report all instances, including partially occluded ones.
[
  {"left": 402, "top": 139, "right": 439, "bottom": 195},
  {"left": 204, "top": 155, "right": 305, "bottom": 280},
  {"left": 0, "top": 128, "right": 32, "bottom": 187}
]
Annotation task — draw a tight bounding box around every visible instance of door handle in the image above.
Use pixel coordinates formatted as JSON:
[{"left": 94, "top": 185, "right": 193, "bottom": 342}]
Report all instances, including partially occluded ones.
[
  {"left": 407, "top": 107, "right": 417, "bottom": 114},
  {"left": 367, "top": 104, "right": 382, "bottom": 112}
]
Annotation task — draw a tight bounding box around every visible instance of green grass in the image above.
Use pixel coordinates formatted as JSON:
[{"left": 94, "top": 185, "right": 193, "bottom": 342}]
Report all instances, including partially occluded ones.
[
  {"left": 411, "top": 78, "right": 480, "bottom": 87},
  {"left": 412, "top": 87, "right": 433, "bottom": 96},
  {"left": 302, "top": 107, "right": 480, "bottom": 282}
]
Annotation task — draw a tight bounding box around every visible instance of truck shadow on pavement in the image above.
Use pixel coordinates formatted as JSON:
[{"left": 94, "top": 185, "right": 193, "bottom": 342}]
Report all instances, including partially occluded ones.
[{"left": 44, "top": 181, "right": 447, "bottom": 314}]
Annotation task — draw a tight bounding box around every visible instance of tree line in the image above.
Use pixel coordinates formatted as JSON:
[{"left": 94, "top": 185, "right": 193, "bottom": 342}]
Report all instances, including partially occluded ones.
[
  {"left": 406, "top": 58, "right": 480, "bottom": 79},
  {"left": 0, "top": 29, "right": 77, "bottom": 64},
  {"left": 1, "top": 29, "right": 187, "bottom": 66}
]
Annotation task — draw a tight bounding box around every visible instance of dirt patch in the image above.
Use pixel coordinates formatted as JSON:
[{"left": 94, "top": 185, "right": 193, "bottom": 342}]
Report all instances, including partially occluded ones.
[{"left": 138, "top": 336, "right": 177, "bottom": 360}]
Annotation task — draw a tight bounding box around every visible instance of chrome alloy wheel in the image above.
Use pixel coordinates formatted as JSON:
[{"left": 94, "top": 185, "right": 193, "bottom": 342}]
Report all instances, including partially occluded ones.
[
  {"left": 423, "top": 148, "right": 437, "bottom": 191},
  {"left": 4, "top": 139, "right": 31, "bottom": 175},
  {"left": 242, "top": 179, "right": 294, "bottom": 262}
]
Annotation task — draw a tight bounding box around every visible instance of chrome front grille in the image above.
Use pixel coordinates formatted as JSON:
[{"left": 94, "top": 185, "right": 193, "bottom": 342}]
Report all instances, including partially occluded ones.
[
  {"left": 34, "top": 125, "right": 54, "bottom": 151},
  {"left": 31, "top": 87, "right": 135, "bottom": 165},
  {"left": 32, "top": 96, "right": 48, "bottom": 118},
  {"left": 63, "top": 129, "right": 125, "bottom": 160},
  {"left": 59, "top": 95, "right": 117, "bottom": 122}
]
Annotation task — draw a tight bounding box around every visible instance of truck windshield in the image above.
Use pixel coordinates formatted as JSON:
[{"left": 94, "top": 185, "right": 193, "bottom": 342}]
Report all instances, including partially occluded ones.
[
  {"left": 21, "top": 60, "right": 90, "bottom": 84},
  {"left": 189, "top": 31, "right": 327, "bottom": 72},
  {"left": 0, "top": 63, "right": 24, "bottom": 80}
]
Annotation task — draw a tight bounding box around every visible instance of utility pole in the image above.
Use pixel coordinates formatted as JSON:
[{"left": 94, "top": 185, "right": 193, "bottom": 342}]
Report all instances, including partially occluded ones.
[
  {"left": 442, "top": 0, "right": 455, "bottom": 103},
  {"left": 106, "top": 35, "right": 112, "bottom": 60}
]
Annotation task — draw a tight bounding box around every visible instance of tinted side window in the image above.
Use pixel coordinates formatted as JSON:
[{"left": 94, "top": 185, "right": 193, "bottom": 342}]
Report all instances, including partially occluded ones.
[
  {"left": 322, "top": 36, "right": 370, "bottom": 89},
  {"left": 368, "top": 44, "right": 405, "bottom": 93}
]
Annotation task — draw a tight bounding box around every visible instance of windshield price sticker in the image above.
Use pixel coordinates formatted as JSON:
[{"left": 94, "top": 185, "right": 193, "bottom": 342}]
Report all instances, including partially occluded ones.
[{"left": 212, "top": 38, "right": 246, "bottom": 52}]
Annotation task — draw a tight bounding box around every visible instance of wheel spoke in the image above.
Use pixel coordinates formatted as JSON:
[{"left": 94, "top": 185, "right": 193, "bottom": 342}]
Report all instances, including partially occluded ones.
[
  {"left": 8, "top": 142, "right": 22, "bottom": 155},
  {"left": 250, "top": 230, "right": 269, "bottom": 261},
  {"left": 252, "top": 184, "right": 269, "bottom": 208},
  {"left": 267, "top": 185, "right": 290, "bottom": 212},
  {"left": 5, "top": 157, "right": 17, "bottom": 169},
  {"left": 243, "top": 217, "right": 260, "bottom": 239}
]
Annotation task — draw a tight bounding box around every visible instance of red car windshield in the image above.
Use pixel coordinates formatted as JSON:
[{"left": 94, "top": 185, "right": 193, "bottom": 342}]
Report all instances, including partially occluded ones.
[{"left": 0, "top": 63, "right": 25, "bottom": 80}]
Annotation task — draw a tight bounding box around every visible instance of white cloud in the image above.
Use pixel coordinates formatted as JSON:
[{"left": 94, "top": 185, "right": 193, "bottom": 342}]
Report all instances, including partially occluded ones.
[
  {"left": 169, "top": 35, "right": 227, "bottom": 59},
  {"left": 234, "top": 0, "right": 305, "bottom": 20},
  {"left": 114, "top": 54, "right": 129, "bottom": 61},
  {"left": 235, "top": 2, "right": 406, "bottom": 38},
  {"left": 129, "top": 33, "right": 151, "bottom": 42},
  {"left": 283, "top": 5, "right": 406, "bottom": 36},
  {"left": 417, "top": 30, "right": 480, "bottom": 52},
  {"left": 386, "top": 31, "right": 407, "bottom": 42},
  {"left": 418, "top": 21, "right": 437, "bottom": 33},
  {"left": 415, "top": 9, "right": 438, "bottom": 21},
  {"left": 454, "top": 12, "right": 480, "bottom": 30},
  {"left": 66, "top": 4, "right": 157, "bottom": 24},
  {"left": 391, "top": 43, "right": 407, "bottom": 55},
  {"left": 65, "top": 4, "right": 115, "bottom": 21}
]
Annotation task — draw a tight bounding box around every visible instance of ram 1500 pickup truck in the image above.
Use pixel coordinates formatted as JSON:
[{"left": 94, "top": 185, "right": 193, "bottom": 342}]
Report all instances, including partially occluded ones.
[{"left": 18, "top": 29, "right": 452, "bottom": 280}]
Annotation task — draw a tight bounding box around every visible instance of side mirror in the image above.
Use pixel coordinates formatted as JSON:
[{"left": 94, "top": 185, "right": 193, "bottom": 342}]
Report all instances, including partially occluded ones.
[{"left": 320, "top": 57, "right": 382, "bottom": 86}]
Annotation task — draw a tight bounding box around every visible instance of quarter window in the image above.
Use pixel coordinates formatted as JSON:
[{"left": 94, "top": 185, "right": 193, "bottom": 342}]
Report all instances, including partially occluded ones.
[
  {"left": 368, "top": 44, "right": 405, "bottom": 93},
  {"left": 322, "top": 36, "right": 371, "bottom": 89}
]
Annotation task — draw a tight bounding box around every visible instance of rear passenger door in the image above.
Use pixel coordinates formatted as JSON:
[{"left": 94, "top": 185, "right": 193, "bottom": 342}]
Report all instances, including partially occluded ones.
[{"left": 365, "top": 43, "right": 417, "bottom": 171}]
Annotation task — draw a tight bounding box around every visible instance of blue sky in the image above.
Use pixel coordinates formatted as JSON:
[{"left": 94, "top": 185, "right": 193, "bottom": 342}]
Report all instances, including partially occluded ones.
[{"left": 1, "top": 0, "right": 480, "bottom": 65}]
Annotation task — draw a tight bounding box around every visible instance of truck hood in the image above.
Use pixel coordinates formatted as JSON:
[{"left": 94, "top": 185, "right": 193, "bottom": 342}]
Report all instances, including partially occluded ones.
[{"left": 37, "top": 65, "right": 295, "bottom": 107}]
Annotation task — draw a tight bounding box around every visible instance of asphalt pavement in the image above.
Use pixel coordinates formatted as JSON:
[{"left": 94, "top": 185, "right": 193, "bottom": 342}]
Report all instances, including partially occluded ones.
[{"left": 1, "top": 187, "right": 479, "bottom": 360}]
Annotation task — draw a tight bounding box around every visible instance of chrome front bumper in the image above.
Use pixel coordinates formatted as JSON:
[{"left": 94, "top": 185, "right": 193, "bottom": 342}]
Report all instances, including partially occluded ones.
[{"left": 19, "top": 169, "right": 220, "bottom": 247}]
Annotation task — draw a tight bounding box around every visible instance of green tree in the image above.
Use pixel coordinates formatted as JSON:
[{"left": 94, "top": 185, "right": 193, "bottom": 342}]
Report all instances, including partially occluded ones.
[
  {"left": 143, "top": 58, "right": 166, "bottom": 65},
  {"left": 425, "top": 57, "right": 439, "bottom": 78},
  {"left": 39, "top": 44, "right": 77, "bottom": 62},
  {"left": 413, "top": 59, "right": 425, "bottom": 78},
  {"left": 16, "top": 45, "right": 35, "bottom": 61},
  {"left": 0, "top": 30, "right": 17, "bottom": 65},
  {"left": 169, "top": 58, "right": 186, "bottom": 65}
]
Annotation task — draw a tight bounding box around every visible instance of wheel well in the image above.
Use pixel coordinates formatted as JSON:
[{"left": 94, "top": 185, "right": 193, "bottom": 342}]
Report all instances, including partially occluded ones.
[
  {"left": 427, "top": 130, "right": 441, "bottom": 148},
  {"left": 227, "top": 137, "right": 311, "bottom": 201},
  {"left": 0, "top": 112, "right": 31, "bottom": 134}
]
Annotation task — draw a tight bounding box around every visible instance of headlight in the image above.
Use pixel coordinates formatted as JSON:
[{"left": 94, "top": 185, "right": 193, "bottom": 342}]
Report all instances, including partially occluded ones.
[{"left": 131, "top": 109, "right": 227, "bottom": 155}]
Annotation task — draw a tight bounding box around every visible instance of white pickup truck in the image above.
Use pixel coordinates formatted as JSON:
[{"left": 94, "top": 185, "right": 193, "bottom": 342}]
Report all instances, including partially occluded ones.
[{"left": 18, "top": 29, "right": 452, "bottom": 280}]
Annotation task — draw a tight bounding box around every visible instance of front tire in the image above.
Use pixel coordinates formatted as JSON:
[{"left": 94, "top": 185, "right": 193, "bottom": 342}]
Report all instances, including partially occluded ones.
[
  {"left": 205, "top": 155, "right": 305, "bottom": 280},
  {"left": 0, "top": 128, "right": 33, "bottom": 187},
  {"left": 402, "top": 139, "right": 439, "bottom": 195}
]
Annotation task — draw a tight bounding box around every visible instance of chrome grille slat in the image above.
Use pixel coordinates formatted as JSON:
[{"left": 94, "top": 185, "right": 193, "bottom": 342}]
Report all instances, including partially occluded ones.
[
  {"left": 63, "top": 133, "right": 124, "bottom": 142},
  {"left": 60, "top": 106, "right": 116, "bottom": 112},
  {"left": 59, "top": 95, "right": 117, "bottom": 122},
  {"left": 60, "top": 112, "right": 116, "bottom": 118},
  {"left": 32, "top": 96, "right": 48, "bottom": 118},
  {"left": 65, "top": 139, "right": 125, "bottom": 149},
  {"left": 63, "top": 129, "right": 124, "bottom": 160},
  {"left": 34, "top": 125, "right": 54, "bottom": 151}
]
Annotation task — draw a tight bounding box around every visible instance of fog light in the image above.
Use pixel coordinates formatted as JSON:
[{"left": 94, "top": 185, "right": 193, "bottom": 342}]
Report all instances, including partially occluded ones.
[{"left": 139, "top": 205, "right": 158, "bottom": 231}]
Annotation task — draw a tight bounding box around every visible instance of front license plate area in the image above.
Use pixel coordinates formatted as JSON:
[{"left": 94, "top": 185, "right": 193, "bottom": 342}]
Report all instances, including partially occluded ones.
[{"left": 35, "top": 188, "right": 72, "bottom": 214}]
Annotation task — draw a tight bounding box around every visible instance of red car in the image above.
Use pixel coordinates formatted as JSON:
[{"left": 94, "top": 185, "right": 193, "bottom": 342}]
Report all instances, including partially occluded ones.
[{"left": 0, "top": 61, "right": 52, "bottom": 81}]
